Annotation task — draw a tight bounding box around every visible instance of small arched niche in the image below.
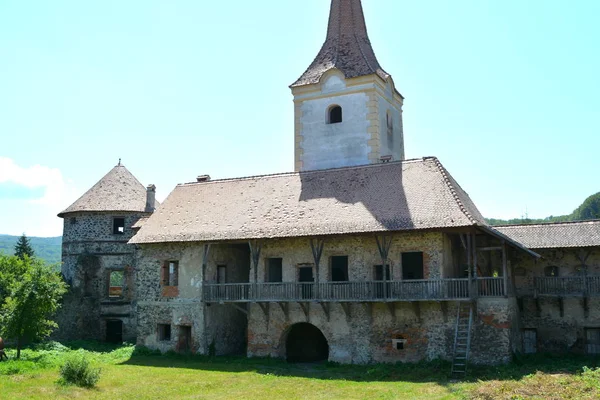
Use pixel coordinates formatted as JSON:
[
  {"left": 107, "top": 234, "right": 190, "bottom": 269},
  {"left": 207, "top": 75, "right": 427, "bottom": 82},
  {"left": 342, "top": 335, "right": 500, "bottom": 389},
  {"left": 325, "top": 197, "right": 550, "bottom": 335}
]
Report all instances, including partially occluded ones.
[{"left": 327, "top": 105, "right": 343, "bottom": 124}]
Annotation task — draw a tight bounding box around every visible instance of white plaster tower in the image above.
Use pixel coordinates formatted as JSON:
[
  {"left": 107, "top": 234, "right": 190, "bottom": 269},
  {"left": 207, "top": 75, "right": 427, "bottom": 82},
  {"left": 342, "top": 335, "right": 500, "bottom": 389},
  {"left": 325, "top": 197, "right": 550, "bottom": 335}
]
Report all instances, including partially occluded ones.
[{"left": 291, "top": 0, "right": 405, "bottom": 172}]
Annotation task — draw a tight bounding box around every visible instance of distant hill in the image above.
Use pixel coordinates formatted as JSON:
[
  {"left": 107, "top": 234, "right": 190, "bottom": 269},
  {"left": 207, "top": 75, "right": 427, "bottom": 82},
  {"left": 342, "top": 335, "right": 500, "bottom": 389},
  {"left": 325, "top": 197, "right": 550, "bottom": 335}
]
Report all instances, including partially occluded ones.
[
  {"left": 487, "top": 192, "right": 600, "bottom": 226},
  {"left": 0, "top": 234, "right": 62, "bottom": 265}
]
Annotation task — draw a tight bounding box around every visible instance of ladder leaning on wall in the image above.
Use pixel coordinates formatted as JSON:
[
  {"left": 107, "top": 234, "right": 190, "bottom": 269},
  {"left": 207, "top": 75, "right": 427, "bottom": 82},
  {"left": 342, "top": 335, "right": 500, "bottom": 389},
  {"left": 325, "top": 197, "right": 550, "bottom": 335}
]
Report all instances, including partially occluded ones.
[{"left": 451, "top": 301, "right": 474, "bottom": 379}]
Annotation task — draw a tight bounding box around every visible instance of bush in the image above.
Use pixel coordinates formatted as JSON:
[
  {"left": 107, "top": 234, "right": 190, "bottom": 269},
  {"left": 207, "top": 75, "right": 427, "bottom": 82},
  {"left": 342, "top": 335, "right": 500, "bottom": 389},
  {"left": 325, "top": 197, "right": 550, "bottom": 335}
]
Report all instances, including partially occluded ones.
[{"left": 58, "top": 354, "right": 101, "bottom": 388}]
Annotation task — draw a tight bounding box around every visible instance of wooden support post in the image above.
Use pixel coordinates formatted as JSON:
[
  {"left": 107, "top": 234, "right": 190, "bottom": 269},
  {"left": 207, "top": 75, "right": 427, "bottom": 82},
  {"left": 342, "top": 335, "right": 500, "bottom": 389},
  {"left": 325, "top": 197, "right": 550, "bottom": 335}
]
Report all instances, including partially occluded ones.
[
  {"left": 249, "top": 240, "right": 263, "bottom": 302},
  {"left": 309, "top": 238, "right": 325, "bottom": 299},
  {"left": 467, "top": 234, "right": 472, "bottom": 298},
  {"left": 319, "top": 302, "right": 330, "bottom": 321},
  {"left": 277, "top": 302, "right": 289, "bottom": 321},
  {"left": 472, "top": 233, "right": 478, "bottom": 299},
  {"left": 299, "top": 302, "right": 310, "bottom": 321},
  {"left": 502, "top": 241, "right": 508, "bottom": 297},
  {"left": 375, "top": 235, "right": 393, "bottom": 300},
  {"left": 341, "top": 302, "right": 352, "bottom": 319},
  {"left": 440, "top": 302, "right": 449, "bottom": 323},
  {"left": 202, "top": 243, "right": 211, "bottom": 355},
  {"left": 412, "top": 302, "right": 421, "bottom": 323}
]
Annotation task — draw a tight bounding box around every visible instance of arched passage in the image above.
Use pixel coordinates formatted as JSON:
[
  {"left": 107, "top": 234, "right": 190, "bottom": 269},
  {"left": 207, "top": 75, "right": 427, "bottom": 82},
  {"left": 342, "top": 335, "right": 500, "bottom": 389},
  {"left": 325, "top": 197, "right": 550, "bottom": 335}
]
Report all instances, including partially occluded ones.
[{"left": 285, "top": 323, "right": 329, "bottom": 363}]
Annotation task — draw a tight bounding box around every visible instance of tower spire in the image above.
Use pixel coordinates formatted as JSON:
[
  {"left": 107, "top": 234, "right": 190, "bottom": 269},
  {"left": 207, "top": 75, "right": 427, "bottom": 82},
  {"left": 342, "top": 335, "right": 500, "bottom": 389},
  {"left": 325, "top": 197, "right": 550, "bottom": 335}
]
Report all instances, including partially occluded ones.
[{"left": 292, "top": 0, "right": 390, "bottom": 87}]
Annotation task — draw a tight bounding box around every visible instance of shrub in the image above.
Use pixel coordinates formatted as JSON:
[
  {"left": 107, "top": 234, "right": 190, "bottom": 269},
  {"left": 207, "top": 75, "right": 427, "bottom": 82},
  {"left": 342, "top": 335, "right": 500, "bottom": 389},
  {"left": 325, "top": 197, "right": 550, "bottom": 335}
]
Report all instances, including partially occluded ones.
[{"left": 58, "top": 354, "right": 101, "bottom": 388}]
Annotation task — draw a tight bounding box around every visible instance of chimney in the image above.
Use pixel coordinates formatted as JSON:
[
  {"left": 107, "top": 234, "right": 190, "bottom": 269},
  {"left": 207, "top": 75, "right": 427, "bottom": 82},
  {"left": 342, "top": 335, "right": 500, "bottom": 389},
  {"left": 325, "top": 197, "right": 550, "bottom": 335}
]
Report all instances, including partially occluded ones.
[
  {"left": 197, "top": 175, "right": 211, "bottom": 183},
  {"left": 145, "top": 184, "right": 156, "bottom": 213}
]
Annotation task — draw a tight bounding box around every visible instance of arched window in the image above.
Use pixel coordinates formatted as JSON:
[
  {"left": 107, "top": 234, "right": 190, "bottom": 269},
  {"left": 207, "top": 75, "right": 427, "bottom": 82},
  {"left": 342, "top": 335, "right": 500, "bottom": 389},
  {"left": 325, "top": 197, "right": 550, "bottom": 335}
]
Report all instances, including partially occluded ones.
[{"left": 327, "top": 105, "right": 342, "bottom": 124}]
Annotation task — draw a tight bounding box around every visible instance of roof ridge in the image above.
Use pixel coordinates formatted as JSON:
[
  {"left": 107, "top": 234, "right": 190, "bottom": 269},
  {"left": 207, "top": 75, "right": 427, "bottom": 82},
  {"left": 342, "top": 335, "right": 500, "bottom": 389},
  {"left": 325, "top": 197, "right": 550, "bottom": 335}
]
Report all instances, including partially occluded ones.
[
  {"left": 430, "top": 157, "right": 478, "bottom": 225},
  {"left": 496, "top": 219, "right": 600, "bottom": 228},
  {"left": 179, "top": 157, "right": 432, "bottom": 186}
]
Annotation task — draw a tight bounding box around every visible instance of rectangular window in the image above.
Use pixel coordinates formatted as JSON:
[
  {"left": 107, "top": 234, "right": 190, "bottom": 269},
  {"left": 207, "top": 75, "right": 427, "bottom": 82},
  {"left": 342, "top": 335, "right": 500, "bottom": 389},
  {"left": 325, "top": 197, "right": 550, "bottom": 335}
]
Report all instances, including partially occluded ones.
[
  {"left": 108, "top": 270, "right": 124, "bottom": 298},
  {"left": 330, "top": 256, "right": 349, "bottom": 282},
  {"left": 161, "top": 261, "right": 179, "bottom": 286},
  {"left": 402, "top": 252, "right": 424, "bottom": 280},
  {"left": 266, "top": 258, "right": 283, "bottom": 283},
  {"left": 178, "top": 326, "right": 192, "bottom": 352},
  {"left": 158, "top": 324, "right": 171, "bottom": 341},
  {"left": 217, "top": 265, "right": 227, "bottom": 284},
  {"left": 113, "top": 217, "right": 125, "bottom": 234},
  {"left": 523, "top": 329, "right": 537, "bottom": 354},
  {"left": 586, "top": 328, "right": 600, "bottom": 355}
]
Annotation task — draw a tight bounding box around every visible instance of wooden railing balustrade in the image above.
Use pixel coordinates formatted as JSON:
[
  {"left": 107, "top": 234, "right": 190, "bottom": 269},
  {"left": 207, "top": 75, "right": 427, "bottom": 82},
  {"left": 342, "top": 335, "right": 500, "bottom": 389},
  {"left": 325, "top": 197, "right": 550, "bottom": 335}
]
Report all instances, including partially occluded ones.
[
  {"left": 534, "top": 276, "right": 600, "bottom": 297},
  {"left": 203, "top": 278, "right": 506, "bottom": 303}
]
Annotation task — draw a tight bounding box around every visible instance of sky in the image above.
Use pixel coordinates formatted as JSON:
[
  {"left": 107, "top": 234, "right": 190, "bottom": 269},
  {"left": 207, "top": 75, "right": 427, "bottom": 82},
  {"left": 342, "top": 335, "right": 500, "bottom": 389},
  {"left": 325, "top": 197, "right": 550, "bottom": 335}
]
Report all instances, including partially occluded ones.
[{"left": 0, "top": 0, "right": 599, "bottom": 237}]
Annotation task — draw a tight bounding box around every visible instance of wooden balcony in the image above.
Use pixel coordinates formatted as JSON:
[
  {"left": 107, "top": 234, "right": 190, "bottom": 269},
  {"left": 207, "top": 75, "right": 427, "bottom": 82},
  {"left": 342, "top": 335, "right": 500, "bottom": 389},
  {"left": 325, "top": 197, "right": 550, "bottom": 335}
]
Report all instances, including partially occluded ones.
[
  {"left": 203, "top": 278, "right": 507, "bottom": 303},
  {"left": 534, "top": 276, "right": 600, "bottom": 297}
]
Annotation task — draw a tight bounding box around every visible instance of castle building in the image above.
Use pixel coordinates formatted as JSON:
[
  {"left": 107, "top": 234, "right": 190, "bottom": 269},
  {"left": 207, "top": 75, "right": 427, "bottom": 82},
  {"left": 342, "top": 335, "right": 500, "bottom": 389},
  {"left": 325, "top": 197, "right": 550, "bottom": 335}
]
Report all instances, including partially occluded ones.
[{"left": 58, "top": 0, "right": 600, "bottom": 369}]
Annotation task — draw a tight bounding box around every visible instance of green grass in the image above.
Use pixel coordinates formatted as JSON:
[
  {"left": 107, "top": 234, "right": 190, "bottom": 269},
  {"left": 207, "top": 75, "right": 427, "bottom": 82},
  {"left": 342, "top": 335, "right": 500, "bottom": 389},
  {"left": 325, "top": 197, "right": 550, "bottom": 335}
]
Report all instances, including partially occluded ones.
[{"left": 1, "top": 342, "right": 599, "bottom": 399}]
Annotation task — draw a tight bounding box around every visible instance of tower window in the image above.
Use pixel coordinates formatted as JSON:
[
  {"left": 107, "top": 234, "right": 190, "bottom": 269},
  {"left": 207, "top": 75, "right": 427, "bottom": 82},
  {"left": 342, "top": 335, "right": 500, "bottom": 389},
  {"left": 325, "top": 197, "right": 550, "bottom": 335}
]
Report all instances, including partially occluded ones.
[
  {"left": 113, "top": 217, "right": 125, "bottom": 234},
  {"left": 327, "top": 105, "right": 342, "bottom": 124}
]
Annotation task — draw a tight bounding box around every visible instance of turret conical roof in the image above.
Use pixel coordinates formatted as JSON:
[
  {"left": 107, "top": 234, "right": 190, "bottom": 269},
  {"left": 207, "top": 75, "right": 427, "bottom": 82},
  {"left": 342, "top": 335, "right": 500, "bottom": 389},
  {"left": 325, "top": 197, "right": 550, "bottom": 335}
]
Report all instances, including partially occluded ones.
[
  {"left": 292, "top": 0, "right": 390, "bottom": 87},
  {"left": 58, "top": 164, "right": 159, "bottom": 217}
]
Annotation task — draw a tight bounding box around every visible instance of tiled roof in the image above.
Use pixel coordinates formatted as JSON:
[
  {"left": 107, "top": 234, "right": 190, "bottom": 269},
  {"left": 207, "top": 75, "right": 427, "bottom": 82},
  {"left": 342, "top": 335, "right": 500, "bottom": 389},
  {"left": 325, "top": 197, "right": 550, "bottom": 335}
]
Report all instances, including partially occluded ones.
[
  {"left": 58, "top": 165, "right": 159, "bottom": 217},
  {"left": 130, "top": 157, "right": 487, "bottom": 244},
  {"left": 496, "top": 221, "right": 600, "bottom": 249},
  {"left": 292, "top": 0, "right": 391, "bottom": 87}
]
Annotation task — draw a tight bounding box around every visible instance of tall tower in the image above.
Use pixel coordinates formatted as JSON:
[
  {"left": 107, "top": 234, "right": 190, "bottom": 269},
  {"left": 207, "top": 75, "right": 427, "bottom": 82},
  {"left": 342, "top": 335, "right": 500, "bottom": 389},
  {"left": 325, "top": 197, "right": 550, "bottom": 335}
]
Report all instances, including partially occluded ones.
[{"left": 291, "top": 0, "right": 405, "bottom": 172}]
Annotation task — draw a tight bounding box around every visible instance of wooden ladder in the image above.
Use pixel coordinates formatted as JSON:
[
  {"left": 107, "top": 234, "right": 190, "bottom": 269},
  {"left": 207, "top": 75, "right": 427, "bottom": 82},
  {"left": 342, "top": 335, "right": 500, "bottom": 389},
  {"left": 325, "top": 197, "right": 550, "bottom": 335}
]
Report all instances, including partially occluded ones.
[{"left": 451, "top": 301, "right": 473, "bottom": 379}]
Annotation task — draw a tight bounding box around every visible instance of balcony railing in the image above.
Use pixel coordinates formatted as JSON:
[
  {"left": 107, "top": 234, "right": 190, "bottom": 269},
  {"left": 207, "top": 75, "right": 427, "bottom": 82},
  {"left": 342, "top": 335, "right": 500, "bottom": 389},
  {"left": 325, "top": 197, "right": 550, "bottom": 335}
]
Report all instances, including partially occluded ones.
[
  {"left": 534, "top": 276, "right": 600, "bottom": 297},
  {"left": 203, "top": 278, "right": 506, "bottom": 303}
]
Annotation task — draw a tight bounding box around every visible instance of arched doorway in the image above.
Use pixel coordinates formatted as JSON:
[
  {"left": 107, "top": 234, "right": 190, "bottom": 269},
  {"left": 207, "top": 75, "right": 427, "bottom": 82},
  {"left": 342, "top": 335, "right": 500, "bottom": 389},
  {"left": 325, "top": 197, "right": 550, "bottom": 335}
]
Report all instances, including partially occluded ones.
[{"left": 285, "top": 323, "right": 329, "bottom": 363}]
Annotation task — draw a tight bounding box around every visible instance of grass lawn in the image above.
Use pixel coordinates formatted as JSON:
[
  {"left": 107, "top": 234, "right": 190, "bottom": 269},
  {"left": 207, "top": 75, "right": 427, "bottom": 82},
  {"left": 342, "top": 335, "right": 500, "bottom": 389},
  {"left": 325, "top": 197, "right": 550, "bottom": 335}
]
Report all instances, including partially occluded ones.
[{"left": 0, "top": 342, "right": 599, "bottom": 400}]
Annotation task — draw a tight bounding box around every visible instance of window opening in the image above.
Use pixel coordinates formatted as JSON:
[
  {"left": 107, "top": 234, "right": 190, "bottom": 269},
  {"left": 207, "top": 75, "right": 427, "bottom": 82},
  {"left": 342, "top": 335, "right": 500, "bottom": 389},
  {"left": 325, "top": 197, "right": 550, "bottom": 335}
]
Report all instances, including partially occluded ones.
[
  {"left": 328, "top": 105, "right": 342, "bottom": 124},
  {"left": 178, "top": 326, "right": 192, "bottom": 353},
  {"left": 113, "top": 217, "right": 125, "bottom": 234},
  {"left": 267, "top": 258, "right": 283, "bottom": 283},
  {"left": 217, "top": 265, "right": 227, "bottom": 284},
  {"left": 161, "top": 261, "right": 179, "bottom": 286},
  {"left": 158, "top": 324, "right": 171, "bottom": 341},
  {"left": 298, "top": 265, "right": 314, "bottom": 299},
  {"left": 330, "top": 256, "right": 349, "bottom": 282},
  {"left": 586, "top": 328, "right": 600, "bottom": 355},
  {"left": 106, "top": 320, "right": 123, "bottom": 344},
  {"left": 402, "top": 252, "right": 424, "bottom": 280},
  {"left": 108, "top": 270, "right": 124, "bottom": 298},
  {"left": 523, "top": 329, "right": 537, "bottom": 354}
]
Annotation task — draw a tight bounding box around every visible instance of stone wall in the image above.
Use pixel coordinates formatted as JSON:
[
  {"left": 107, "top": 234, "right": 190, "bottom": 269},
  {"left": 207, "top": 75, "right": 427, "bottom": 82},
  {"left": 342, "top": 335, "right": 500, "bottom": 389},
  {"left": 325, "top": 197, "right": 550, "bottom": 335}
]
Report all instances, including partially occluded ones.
[
  {"left": 514, "top": 247, "right": 600, "bottom": 354},
  {"left": 54, "top": 211, "right": 146, "bottom": 342}
]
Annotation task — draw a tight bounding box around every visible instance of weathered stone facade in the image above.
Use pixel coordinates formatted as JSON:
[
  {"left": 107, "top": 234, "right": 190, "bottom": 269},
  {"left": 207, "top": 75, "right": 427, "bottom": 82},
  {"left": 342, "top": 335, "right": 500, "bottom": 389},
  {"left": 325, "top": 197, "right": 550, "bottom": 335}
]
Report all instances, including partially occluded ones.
[{"left": 55, "top": 211, "right": 146, "bottom": 343}]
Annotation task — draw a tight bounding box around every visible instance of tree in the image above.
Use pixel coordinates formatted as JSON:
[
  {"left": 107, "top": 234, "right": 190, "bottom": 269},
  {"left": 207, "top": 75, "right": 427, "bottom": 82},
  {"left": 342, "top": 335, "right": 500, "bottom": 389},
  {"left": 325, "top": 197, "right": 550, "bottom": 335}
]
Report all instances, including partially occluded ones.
[
  {"left": 14, "top": 234, "right": 35, "bottom": 260},
  {"left": 0, "top": 255, "right": 68, "bottom": 358}
]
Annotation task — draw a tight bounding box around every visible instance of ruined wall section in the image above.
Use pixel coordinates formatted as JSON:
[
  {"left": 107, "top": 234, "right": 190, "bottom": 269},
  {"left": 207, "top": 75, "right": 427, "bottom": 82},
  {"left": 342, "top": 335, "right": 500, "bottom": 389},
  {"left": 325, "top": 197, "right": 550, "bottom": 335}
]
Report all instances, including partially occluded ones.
[
  {"left": 135, "top": 242, "right": 249, "bottom": 355},
  {"left": 514, "top": 247, "right": 600, "bottom": 353},
  {"left": 55, "top": 211, "right": 146, "bottom": 342}
]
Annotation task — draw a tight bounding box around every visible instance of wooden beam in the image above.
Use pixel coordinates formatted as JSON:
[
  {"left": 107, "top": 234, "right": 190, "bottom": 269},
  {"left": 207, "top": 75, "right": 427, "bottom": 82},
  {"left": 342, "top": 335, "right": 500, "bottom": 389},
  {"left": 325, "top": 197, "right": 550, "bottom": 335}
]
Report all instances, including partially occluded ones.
[
  {"left": 341, "top": 302, "right": 352, "bottom": 318},
  {"left": 477, "top": 246, "right": 502, "bottom": 252},
  {"left": 502, "top": 242, "right": 508, "bottom": 297},
  {"left": 230, "top": 303, "right": 248, "bottom": 315},
  {"left": 277, "top": 302, "right": 289, "bottom": 321},
  {"left": 375, "top": 235, "right": 393, "bottom": 299},
  {"left": 299, "top": 302, "right": 310, "bottom": 321},
  {"left": 459, "top": 234, "right": 467, "bottom": 250},
  {"left": 309, "top": 238, "right": 325, "bottom": 286},
  {"left": 319, "top": 302, "right": 330, "bottom": 321},
  {"left": 248, "top": 240, "right": 263, "bottom": 284}
]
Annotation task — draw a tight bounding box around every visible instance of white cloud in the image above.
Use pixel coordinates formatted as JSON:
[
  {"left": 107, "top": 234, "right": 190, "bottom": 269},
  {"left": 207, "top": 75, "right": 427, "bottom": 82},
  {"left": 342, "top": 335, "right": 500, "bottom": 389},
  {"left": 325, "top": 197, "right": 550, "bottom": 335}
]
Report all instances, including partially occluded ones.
[{"left": 0, "top": 157, "right": 79, "bottom": 236}]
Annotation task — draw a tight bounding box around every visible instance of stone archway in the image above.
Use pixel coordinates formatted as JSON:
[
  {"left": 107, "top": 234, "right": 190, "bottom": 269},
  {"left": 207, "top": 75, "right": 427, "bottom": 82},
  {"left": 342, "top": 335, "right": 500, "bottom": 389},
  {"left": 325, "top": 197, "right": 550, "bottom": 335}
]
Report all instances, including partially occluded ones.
[{"left": 285, "top": 323, "right": 329, "bottom": 363}]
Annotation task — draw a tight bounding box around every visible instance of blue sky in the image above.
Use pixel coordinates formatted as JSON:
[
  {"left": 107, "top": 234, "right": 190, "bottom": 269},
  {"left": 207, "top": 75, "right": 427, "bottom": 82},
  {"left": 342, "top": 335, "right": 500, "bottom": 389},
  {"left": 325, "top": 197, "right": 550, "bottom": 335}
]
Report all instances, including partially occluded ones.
[{"left": 0, "top": 0, "right": 598, "bottom": 237}]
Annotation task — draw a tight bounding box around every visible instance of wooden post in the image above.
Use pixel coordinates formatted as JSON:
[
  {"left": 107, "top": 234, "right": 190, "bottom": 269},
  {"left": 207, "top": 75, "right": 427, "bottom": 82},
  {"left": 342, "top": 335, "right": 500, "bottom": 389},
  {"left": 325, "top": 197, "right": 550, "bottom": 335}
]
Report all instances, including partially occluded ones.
[
  {"left": 502, "top": 241, "right": 508, "bottom": 297},
  {"left": 467, "top": 234, "right": 472, "bottom": 298},
  {"left": 201, "top": 243, "right": 211, "bottom": 355},
  {"left": 310, "top": 238, "right": 325, "bottom": 299},
  {"left": 376, "top": 235, "right": 393, "bottom": 300},
  {"left": 472, "top": 233, "right": 478, "bottom": 299},
  {"left": 249, "top": 240, "right": 263, "bottom": 302}
]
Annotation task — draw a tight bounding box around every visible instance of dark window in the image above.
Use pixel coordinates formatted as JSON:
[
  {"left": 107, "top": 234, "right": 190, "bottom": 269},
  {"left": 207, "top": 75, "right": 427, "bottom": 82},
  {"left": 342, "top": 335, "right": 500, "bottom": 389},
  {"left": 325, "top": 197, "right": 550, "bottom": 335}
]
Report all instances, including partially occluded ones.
[
  {"left": 106, "top": 320, "right": 123, "bottom": 343},
  {"left": 108, "top": 270, "right": 124, "bottom": 298},
  {"left": 586, "top": 328, "right": 600, "bottom": 355},
  {"left": 402, "top": 252, "right": 424, "bottom": 280},
  {"left": 328, "top": 105, "right": 342, "bottom": 124},
  {"left": 161, "top": 261, "right": 179, "bottom": 286},
  {"left": 217, "top": 265, "right": 227, "bottom": 284},
  {"left": 331, "top": 256, "right": 349, "bottom": 282},
  {"left": 158, "top": 324, "right": 171, "bottom": 341},
  {"left": 267, "top": 258, "right": 283, "bottom": 283},
  {"left": 545, "top": 266, "right": 560, "bottom": 277},
  {"left": 298, "top": 265, "right": 314, "bottom": 299},
  {"left": 113, "top": 217, "right": 125, "bottom": 234},
  {"left": 523, "top": 329, "right": 537, "bottom": 354},
  {"left": 374, "top": 265, "right": 391, "bottom": 281}
]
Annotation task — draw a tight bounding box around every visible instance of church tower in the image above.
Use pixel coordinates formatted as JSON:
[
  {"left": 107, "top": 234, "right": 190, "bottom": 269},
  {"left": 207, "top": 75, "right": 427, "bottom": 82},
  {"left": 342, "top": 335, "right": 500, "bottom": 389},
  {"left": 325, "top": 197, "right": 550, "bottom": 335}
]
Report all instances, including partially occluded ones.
[{"left": 291, "top": 0, "right": 405, "bottom": 172}]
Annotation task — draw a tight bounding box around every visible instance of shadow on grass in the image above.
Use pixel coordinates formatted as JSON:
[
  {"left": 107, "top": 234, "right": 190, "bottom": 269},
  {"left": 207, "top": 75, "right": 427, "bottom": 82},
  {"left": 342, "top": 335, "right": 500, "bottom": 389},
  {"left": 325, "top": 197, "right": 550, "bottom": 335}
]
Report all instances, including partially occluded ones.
[{"left": 119, "top": 348, "right": 600, "bottom": 384}]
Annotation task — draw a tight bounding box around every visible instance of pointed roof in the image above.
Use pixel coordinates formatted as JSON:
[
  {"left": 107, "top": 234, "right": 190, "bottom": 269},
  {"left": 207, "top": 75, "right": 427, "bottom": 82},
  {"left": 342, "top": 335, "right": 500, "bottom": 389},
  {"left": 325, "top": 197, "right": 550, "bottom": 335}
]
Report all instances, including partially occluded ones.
[
  {"left": 292, "top": 0, "right": 391, "bottom": 87},
  {"left": 58, "top": 164, "right": 159, "bottom": 217}
]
